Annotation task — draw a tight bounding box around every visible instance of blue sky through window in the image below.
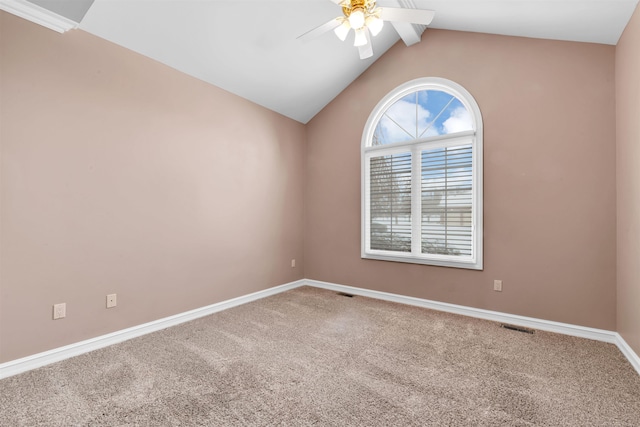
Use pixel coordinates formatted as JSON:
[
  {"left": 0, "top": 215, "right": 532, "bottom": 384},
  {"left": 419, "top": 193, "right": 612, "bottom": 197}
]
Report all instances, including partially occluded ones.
[{"left": 373, "top": 90, "right": 473, "bottom": 145}]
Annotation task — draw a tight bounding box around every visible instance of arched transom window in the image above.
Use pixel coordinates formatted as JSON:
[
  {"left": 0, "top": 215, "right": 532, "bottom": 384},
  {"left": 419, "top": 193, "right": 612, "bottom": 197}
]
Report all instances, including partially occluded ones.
[{"left": 361, "top": 77, "right": 483, "bottom": 270}]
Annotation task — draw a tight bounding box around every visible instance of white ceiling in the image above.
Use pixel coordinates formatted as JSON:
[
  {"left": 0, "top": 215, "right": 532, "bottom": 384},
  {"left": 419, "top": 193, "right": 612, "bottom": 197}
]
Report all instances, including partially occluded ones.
[{"left": 78, "top": 0, "right": 638, "bottom": 124}]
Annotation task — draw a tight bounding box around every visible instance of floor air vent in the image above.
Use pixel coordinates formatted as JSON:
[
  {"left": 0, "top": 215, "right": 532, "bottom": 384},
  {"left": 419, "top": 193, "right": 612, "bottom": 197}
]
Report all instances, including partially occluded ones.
[
  {"left": 501, "top": 324, "right": 535, "bottom": 334},
  {"left": 337, "top": 292, "right": 354, "bottom": 298}
]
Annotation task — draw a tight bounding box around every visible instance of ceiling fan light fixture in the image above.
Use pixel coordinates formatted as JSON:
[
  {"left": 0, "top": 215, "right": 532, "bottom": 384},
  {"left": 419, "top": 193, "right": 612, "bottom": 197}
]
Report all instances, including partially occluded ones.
[
  {"left": 334, "top": 19, "right": 351, "bottom": 41},
  {"left": 353, "top": 27, "right": 368, "bottom": 47},
  {"left": 348, "top": 8, "right": 365, "bottom": 30},
  {"left": 298, "top": 0, "right": 435, "bottom": 60},
  {"left": 366, "top": 14, "right": 383, "bottom": 36}
]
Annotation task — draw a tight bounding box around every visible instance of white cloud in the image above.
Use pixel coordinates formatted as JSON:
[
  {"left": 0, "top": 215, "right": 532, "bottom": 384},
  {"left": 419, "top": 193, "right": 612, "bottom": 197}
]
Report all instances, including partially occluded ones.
[
  {"left": 441, "top": 107, "right": 473, "bottom": 134},
  {"left": 378, "top": 99, "right": 431, "bottom": 143},
  {"left": 374, "top": 101, "right": 473, "bottom": 145}
]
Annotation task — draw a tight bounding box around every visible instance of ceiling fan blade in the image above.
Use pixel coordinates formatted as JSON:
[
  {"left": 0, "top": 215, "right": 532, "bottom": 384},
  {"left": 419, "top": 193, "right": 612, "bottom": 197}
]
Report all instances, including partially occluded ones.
[
  {"left": 379, "top": 7, "right": 435, "bottom": 25},
  {"left": 358, "top": 30, "right": 373, "bottom": 59},
  {"left": 297, "top": 18, "right": 342, "bottom": 43}
]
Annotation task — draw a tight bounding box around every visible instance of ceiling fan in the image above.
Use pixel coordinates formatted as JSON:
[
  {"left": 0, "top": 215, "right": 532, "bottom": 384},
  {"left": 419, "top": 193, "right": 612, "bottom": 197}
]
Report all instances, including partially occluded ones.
[{"left": 298, "top": 0, "right": 435, "bottom": 60}]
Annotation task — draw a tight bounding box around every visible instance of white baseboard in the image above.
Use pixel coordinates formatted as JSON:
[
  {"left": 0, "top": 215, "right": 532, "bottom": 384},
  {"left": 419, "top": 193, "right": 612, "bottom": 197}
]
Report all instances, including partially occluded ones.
[
  {"left": 614, "top": 333, "right": 640, "bottom": 375},
  {"left": 305, "top": 279, "right": 618, "bottom": 342},
  {"left": 304, "top": 279, "right": 640, "bottom": 376},
  {"left": 0, "top": 280, "right": 305, "bottom": 379},
  {"left": 2, "top": 278, "right": 639, "bottom": 379}
]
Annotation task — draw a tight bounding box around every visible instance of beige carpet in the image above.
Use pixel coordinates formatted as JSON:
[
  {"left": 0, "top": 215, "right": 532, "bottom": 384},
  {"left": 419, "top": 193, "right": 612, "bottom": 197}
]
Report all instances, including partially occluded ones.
[{"left": 1, "top": 286, "right": 639, "bottom": 426}]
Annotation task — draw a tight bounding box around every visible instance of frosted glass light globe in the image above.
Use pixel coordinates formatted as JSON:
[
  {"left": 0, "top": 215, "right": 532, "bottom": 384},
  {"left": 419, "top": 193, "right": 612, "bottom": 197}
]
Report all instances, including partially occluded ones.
[
  {"left": 334, "top": 20, "right": 351, "bottom": 41},
  {"left": 366, "top": 15, "right": 383, "bottom": 36},
  {"left": 354, "top": 28, "right": 368, "bottom": 47},
  {"left": 348, "top": 9, "right": 365, "bottom": 30}
]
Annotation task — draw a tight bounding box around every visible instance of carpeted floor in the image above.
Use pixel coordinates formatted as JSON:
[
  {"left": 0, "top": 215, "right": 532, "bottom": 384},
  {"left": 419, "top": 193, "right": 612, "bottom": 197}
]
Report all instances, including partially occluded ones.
[{"left": 1, "top": 286, "right": 639, "bottom": 426}]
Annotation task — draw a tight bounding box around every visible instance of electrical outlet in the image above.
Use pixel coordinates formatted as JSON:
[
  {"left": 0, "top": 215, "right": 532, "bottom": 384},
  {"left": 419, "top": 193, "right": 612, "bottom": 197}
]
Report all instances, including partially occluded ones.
[
  {"left": 53, "top": 303, "right": 66, "bottom": 320},
  {"left": 291, "top": 259, "right": 296, "bottom": 268},
  {"left": 494, "top": 280, "right": 503, "bottom": 292},
  {"left": 106, "top": 294, "right": 117, "bottom": 308}
]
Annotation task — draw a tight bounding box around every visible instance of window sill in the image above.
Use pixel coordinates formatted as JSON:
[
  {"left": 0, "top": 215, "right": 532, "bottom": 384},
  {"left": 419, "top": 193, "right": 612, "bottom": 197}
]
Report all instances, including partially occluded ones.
[{"left": 361, "top": 252, "right": 483, "bottom": 270}]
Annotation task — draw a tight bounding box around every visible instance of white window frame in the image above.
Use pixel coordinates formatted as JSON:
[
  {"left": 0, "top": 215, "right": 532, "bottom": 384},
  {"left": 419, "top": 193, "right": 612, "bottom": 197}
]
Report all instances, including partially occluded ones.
[{"left": 361, "top": 77, "right": 483, "bottom": 270}]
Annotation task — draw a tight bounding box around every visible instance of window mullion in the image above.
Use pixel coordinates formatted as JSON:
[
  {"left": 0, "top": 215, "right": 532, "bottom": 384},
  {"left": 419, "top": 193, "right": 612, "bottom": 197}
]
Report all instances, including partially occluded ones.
[{"left": 411, "top": 146, "right": 422, "bottom": 255}]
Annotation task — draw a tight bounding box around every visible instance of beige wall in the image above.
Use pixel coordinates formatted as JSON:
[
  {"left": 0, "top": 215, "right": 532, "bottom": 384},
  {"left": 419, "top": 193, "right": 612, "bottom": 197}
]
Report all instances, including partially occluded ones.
[
  {"left": 0, "top": 10, "right": 626, "bottom": 364},
  {"left": 306, "top": 30, "right": 617, "bottom": 330},
  {"left": 616, "top": 4, "right": 640, "bottom": 356},
  {"left": 0, "top": 12, "right": 306, "bottom": 362}
]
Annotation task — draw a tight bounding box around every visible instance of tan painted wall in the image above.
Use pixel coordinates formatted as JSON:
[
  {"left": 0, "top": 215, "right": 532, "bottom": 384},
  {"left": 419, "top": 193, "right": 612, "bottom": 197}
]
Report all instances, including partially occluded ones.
[
  {"left": 616, "top": 4, "right": 640, "bottom": 356},
  {"left": 0, "top": 11, "right": 624, "bottom": 364},
  {"left": 0, "top": 12, "right": 306, "bottom": 362},
  {"left": 305, "top": 30, "right": 617, "bottom": 330}
]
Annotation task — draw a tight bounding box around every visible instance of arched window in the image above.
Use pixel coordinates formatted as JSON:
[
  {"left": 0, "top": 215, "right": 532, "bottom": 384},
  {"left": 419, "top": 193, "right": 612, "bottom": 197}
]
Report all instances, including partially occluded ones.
[{"left": 361, "top": 78, "right": 483, "bottom": 269}]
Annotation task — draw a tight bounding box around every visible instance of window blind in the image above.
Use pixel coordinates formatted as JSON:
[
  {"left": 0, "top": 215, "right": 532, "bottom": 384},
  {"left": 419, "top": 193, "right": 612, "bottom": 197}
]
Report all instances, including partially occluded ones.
[
  {"left": 369, "top": 152, "right": 412, "bottom": 252},
  {"left": 421, "top": 145, "right": 473, "bottom": 257}
]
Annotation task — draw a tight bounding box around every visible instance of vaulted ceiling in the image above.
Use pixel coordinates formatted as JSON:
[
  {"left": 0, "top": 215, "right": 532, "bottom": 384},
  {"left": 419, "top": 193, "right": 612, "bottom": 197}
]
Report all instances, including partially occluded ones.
[{"left": 5, "top": 0, "right": 639, "bottom": 123}]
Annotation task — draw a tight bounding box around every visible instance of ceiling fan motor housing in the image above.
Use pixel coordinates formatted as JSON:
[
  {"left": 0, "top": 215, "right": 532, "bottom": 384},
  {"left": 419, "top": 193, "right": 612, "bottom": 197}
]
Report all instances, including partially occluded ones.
[{"left": 342, "top": 0, "right": 375, "bottom": 19}]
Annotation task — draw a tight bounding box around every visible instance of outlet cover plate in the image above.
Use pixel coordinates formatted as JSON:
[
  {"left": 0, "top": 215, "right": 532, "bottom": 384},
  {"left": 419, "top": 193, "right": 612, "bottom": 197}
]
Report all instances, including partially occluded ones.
[
  {"left": 106, "top": 294, "right": 117, "bottom": 308},
  {"left": 53, "top": 303, "right": 66, "bottom": 319}
]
